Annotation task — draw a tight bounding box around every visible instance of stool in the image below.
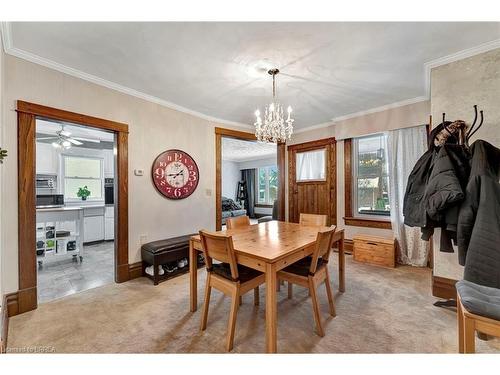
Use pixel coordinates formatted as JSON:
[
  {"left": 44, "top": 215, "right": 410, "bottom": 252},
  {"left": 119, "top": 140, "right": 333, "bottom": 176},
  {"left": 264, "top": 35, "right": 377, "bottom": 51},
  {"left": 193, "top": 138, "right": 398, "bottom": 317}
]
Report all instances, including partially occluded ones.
[
  {"left": 141, "top": 234, "right": 195, "bottom": 285},
  {"left": 456, "top": 280, "right": 500, "bottom": 353}
]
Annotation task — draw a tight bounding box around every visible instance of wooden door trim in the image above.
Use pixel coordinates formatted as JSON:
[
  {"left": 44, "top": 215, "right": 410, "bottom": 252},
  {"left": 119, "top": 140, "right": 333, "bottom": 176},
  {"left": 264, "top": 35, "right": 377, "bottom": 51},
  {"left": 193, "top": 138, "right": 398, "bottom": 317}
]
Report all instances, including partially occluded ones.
[
  {"left": 287, "top": 137, "right": 336, "bottom": 225},
  {"left": 17, "top": 101, "right": 129, "bottom": 315},
  {"left": 214, "top": 127, "right": 285, "bottom": 230}
]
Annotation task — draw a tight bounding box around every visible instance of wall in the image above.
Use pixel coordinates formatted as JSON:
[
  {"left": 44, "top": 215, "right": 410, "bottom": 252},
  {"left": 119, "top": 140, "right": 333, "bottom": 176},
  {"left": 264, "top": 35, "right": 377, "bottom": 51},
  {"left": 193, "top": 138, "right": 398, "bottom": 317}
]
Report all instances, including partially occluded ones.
[
  {"left": 1, "top": 55, "right": 248, "bottom": 294},
  {"left": 431, "top": 48, "right": 500, "bottom": 280},
  {"left": 221, "top": 160, "right": 240, "bottom": 200},
  {"left": 288, "top": 100, "right": 430, "bottom": 240},
  {"left": 0, "top": 36, "right": 4, "bottom": 301}
]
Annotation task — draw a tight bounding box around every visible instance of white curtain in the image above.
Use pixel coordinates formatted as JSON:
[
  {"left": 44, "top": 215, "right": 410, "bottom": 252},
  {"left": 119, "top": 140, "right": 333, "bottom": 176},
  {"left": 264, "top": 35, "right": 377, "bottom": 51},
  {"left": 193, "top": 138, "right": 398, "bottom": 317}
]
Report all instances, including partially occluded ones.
[
  {"left": 296, "top": 149, "right": 325, "bottom": 180},
  {"left": 387, "top": 126, "right": 429, "bottom": 266}
]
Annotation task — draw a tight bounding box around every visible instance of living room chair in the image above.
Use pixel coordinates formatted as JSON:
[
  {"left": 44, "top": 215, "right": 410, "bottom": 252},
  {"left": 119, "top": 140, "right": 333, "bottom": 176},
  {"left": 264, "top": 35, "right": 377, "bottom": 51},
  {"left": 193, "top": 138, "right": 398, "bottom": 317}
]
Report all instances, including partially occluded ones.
[
  {"left": 278, "top": 225, "right": 337, "bottom": 337},
  {"left": 299, "top": 213, "right": 328, "bottom": 226},
  {"left": 198, "top": 229, "right": 265, "bottom": 351},
  {"left": 226, "top": 215, "right": 251, "bottom": 229}
]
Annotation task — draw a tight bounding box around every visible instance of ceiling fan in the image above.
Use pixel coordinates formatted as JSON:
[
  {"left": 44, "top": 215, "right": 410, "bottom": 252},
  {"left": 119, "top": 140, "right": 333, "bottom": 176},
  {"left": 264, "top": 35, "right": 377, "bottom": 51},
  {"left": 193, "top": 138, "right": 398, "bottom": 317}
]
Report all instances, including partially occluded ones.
[{"left": 37, "top": 125, "right": 101, "bottom": 149}]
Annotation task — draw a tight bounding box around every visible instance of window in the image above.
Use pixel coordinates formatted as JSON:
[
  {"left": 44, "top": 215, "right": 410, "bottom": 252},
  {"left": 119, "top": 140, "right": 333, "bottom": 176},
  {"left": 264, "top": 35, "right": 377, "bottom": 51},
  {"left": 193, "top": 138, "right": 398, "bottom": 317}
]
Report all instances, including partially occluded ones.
[
  {"left": 296, "top": 149, "right": 326, "bottom": 181},
  {"left": 63, "top": 155, "right": 103, "bottom": 200},
  {"left": 353, "top": 134, "right": 390, "bottom": 217},
  {"left": 256, "top": 165, "right": 278, "bottom": 205}
]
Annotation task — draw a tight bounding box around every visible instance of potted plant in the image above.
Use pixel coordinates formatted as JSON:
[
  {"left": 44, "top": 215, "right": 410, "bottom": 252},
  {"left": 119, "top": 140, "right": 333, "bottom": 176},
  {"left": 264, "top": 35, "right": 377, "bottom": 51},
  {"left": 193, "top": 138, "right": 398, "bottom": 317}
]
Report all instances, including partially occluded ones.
[{"left": 77, "top": 186, "right": 91, "bottom": 201}]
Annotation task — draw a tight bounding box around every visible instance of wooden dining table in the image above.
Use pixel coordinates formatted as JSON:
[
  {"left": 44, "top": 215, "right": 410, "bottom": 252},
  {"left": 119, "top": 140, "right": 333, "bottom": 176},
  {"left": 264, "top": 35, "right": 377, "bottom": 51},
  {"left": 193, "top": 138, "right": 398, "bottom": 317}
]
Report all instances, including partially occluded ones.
[{"left": 188, "top": 220, "right": 345, "bottom": 353}]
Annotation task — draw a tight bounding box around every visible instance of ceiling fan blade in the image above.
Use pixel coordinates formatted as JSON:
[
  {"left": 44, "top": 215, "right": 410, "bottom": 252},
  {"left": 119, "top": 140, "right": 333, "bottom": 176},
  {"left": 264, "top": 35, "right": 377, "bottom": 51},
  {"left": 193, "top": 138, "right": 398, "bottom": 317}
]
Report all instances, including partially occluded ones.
[
  {"left": 37, "top": 137, "right": 58, "bottom": 140},
  {"left": 72, "top": 137, "right": 101, "bottom": 143},
  {"left": 59, "top": 130, "right": 72, "bottom": 137},
  {"left": 67, "top": 138, "right": 83, "bottom": 146}
]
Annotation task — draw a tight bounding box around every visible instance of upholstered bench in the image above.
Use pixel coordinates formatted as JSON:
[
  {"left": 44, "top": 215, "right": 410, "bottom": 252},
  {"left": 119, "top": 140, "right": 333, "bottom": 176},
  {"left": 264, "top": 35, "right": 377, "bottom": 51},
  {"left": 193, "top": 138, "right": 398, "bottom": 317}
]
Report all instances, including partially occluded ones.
[
  {"left": 456, "top": 280, "right": 500, "bottom": 353},
  {"left": 141, "top": 234, "right": 196, "bottom": 285}
]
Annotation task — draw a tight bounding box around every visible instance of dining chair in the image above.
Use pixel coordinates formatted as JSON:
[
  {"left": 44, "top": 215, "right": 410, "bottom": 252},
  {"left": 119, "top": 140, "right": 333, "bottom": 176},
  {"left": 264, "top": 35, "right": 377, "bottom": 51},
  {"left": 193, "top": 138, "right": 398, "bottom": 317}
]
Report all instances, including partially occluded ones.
[
  {"left": 226, "top": 215, "right": 251, "bottom": 230},
  {"left": 198, "top": 229, "right": 265, "bottom": 351},
  {"left": 299, "top": 213, "right": 328, "bottom": 226},
  {"left": 278, "top": 225, "right": 337, "bottom": 337}
]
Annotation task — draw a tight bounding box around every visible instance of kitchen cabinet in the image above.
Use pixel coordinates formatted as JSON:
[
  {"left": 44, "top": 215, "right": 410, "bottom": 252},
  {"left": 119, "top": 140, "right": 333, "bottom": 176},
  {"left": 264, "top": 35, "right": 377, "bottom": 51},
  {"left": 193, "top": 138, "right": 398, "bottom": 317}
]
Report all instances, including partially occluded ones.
[
  {"left": 84, "top": 215, "right": 105, "bottom": 243},
  {"left": 103, "top": 149, "right": 115, "bottom": 177},
  {"left": 104, "top": 206, "right": 115, "bottom": 240},
  {"left": 36, "top": 142, "right": 58, "bottom": 175}
]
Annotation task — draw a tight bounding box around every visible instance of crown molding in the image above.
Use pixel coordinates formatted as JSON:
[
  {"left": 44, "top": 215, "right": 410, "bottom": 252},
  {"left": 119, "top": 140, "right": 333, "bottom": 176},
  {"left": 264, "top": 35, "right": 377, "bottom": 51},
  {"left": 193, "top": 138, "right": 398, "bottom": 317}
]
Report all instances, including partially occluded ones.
[
  {"left": 423, "top": 38, "right": 500, "bottom": 96},
  {"left": 0, "top": 22, "right": 253, "bottom": 131}
]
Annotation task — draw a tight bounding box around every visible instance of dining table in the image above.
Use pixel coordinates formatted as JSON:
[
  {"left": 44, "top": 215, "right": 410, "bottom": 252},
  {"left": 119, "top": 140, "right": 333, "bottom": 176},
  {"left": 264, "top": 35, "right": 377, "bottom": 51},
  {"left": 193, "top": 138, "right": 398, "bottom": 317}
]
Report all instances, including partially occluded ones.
[{"left": 188, "top": 220, "right": 345, "bottom": 353}]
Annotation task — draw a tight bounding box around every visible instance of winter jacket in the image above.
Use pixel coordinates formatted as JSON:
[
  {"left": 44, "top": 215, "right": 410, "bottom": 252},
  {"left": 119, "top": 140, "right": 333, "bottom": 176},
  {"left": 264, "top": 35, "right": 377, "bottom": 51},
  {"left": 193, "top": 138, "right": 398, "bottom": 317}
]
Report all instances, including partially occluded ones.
[{"left": 457, "top": 140, "right": 500, "bottom": 288}]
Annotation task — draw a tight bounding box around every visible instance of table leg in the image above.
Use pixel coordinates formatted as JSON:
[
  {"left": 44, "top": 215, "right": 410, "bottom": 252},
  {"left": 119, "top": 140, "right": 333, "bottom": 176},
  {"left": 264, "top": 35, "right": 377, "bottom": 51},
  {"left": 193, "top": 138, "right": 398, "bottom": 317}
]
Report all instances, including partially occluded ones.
[
  {"left": 265, "top": 263, "right": 278, "bottom": 353},
  {"left": 338, "top": 231, "right": 345, "bottom": 293},
  {"left": 189, "top": 239, "right": 198, "bottom": 312}
]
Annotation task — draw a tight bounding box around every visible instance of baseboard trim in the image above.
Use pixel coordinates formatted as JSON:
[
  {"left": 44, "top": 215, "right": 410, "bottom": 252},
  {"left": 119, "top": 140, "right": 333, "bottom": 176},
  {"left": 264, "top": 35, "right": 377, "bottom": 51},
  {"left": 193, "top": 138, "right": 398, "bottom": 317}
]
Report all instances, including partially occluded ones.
[
  {"left": 129, "top": 261, "right": 143, "bottom": 280},
  {"left": 432, "top": 275, "right": 458, "bottom": 299},
  {"left": 1, "top": 292, "right": 20, "bottom": 353}
]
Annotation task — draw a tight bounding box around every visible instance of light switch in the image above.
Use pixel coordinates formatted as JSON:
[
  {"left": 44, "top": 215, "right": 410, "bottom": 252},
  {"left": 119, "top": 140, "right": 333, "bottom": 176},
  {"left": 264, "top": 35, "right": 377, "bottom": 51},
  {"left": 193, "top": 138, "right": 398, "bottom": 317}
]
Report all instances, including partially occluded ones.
[{"left": 134, "top": 169, "right": 144, "bottom": 176}]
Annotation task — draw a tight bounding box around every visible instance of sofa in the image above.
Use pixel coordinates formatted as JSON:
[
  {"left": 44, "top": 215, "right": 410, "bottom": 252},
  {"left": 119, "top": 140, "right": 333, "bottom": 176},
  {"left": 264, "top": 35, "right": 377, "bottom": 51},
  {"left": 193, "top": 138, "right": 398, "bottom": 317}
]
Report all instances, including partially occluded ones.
[{"left": 222, "top": 196, "right": 247, "bottom": 225}]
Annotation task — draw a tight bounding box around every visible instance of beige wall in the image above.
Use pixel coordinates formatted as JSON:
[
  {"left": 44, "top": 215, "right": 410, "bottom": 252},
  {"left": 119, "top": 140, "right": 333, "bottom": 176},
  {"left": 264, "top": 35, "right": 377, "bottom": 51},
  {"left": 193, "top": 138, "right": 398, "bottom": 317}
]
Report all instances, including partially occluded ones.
[
  {"left": 1, "top": 55, "right": 248, "bottom": 294},
  {"left": 0, "top": 37, "right": 4, "bottom": 298},
  {"left": 288, "top": 101, "right": 430, "bottom": 240},
  {"left": 431, "top": 48, "right": 500, "bottom": 280}
]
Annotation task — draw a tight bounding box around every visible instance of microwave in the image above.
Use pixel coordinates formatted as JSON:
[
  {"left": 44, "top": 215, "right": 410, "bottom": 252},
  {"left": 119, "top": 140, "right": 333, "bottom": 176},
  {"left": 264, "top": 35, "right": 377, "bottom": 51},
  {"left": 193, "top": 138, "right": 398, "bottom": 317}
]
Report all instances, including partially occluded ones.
[{"left": 36, "top": 194, "right": 64, "bottom": 208}]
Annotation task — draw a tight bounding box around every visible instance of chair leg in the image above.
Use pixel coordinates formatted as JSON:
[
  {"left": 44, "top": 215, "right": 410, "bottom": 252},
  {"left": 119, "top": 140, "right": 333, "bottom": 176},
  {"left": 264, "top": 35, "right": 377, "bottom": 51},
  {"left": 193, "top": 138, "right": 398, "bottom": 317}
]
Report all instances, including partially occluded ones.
[
  {"left": 288, "top": 282, "right": 293, "bottom": 299},
  {"left": 254, "top": 287, "right": 260, "bottom": 306},
  {"left": 324, "top": 271, "right": 336, "bottom": 317},
  {"left": 463, "top": 316, "right": 476, "bottom": 354},
  {"left": 226, "top": 291, "right": 240, "bottom": 352},
  {"left": 458, "top": 300, "right": 464, "bottom": 353},
  {"left": 309, "top": 278, "right": 324, "bottom": 337},
  {"left": 200, "top": 276, "right": 212, "bottom": 331}
]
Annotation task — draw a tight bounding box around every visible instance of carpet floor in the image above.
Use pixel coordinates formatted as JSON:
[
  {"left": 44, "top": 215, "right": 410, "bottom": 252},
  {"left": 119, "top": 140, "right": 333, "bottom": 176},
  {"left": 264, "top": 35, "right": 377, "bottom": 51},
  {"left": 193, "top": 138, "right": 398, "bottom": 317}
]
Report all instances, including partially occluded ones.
[{"left": 7, "top": 255, "right": 500, "bottom": 353}]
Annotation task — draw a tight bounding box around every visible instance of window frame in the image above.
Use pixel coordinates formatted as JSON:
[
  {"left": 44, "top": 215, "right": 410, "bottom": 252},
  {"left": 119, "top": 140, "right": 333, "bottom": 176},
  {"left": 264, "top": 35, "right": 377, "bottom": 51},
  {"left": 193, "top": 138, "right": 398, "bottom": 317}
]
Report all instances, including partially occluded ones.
[
  {"left": 62, "top": 154, "right": 105, "bottom": 202},
  {"left": 343, "top": 137, "right": 392, "bottom": 229},
  {"left": 255, "top": 165, "right": 278, "bottom": 206}
]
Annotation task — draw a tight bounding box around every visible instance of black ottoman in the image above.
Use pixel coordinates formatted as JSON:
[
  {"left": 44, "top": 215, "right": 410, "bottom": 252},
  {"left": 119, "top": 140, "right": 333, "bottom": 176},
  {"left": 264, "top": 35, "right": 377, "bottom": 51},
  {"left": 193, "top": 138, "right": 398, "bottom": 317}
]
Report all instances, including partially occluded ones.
[{"left": 141, "top": 234, "right": 195, "bottom": 285}]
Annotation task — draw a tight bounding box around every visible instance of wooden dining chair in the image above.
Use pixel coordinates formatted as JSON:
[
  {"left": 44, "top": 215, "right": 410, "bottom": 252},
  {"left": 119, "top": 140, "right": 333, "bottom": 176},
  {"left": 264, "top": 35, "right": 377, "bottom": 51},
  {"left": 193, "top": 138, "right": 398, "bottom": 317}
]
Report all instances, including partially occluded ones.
[
  {"left": 198, "top": 229, "right": 265, "bottom": 351},
  {"left": 278, "top": 225, "right": 337, "bottom": 337},
  {"left": 226, "top": 215, "right": 251, "bottom": 230},
  {"left": 299, "top": 213, "right": 328, "bottom": 226}
]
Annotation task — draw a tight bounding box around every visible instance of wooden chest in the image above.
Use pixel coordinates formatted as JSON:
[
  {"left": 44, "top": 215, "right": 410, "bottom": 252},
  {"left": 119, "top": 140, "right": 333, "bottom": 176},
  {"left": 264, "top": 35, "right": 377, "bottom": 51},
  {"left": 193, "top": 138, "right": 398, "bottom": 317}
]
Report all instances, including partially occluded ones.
[{"left": 353, "top": 235, "right": 396, "bottom": 268}]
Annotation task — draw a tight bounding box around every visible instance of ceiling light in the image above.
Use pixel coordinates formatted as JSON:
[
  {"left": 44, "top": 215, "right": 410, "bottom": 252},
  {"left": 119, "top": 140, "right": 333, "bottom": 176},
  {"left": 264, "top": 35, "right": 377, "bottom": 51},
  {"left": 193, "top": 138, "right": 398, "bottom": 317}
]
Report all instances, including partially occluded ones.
[{"left": 254, "top": 69, "right": 294, "bottom": 143}]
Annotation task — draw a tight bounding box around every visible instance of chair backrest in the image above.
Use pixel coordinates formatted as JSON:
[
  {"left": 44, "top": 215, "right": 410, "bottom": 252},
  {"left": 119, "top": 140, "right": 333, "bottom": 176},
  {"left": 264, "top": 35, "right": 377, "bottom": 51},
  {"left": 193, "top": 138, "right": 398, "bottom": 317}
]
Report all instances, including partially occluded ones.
[
  {"left": 226, "top": 215, "right": 251, "bottom": 230},
  {"left": 309, "top": 225, "right": 336, "bottom": 274},
  {"left": 299, "top": 213, "right": 328, "bottom": 226},
  {"left": 199, "top": 230, "right": 239, "bottom": 280}
]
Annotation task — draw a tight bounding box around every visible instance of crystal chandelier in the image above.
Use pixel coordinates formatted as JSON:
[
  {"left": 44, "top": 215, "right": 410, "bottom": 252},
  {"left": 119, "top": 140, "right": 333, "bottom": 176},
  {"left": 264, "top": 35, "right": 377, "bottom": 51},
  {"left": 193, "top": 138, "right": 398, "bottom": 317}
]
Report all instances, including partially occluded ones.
[{"left": 254, "top": 69, "right": 294, "bottom": 143}]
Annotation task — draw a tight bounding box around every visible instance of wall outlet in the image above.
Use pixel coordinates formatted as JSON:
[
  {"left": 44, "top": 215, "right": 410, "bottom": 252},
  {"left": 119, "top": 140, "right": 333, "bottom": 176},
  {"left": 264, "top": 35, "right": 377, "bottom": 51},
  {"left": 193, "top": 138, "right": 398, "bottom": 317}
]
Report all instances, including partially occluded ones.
[
  {"left": 139, "top": 235, "right": 148, "bottom": 245},
  {"left": 134, "top": 169, "right": 144, "bottom": 176}
]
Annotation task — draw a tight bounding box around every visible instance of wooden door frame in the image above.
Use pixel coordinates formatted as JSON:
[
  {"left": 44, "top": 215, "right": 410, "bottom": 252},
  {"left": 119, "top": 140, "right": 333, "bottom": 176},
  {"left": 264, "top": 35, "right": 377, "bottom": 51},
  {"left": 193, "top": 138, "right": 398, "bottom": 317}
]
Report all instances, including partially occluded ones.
[
  {"left": 17, "top": 100, "right": 129, "bottom": 314},
  {"left": 287, "top": 137, "right": 337, "bottom": 225},
  {"left": 215, "top": 127, "right": 286, "bottom": 231}
]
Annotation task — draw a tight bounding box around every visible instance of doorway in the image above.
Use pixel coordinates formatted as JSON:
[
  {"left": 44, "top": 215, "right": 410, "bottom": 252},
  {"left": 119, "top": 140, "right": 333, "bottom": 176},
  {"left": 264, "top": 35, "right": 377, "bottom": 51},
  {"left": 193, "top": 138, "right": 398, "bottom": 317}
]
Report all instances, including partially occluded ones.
[
  {"left": 288, "top": 138, "right": 337, "bottom": 225},
  {"left": 17, "top": 101, "right": 129, "bottom": 314},
  {"left": 215, "top": 127, "right": 285, "bottom": 231}
]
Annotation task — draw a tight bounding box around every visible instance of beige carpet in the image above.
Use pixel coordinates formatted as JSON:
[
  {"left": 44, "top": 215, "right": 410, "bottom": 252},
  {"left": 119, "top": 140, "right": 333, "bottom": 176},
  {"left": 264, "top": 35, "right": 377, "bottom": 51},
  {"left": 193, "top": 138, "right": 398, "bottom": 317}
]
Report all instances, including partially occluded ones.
[{"left": 7, "top": 255, "right": 500, "bottom": 353}]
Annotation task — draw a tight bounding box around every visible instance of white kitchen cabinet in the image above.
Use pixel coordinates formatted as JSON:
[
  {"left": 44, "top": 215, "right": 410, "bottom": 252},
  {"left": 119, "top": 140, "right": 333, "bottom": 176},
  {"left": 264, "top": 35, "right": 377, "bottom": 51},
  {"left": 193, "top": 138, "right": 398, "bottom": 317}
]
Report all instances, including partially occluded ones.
[
  {"left": 103, "top": 149, "right": 115, "bottom": 177},
  {"left": 83, "top": 215, "right": 104, "bottom": 243},
  {"left": 36, "top": 142, "right": 58, "bottom": 175},
  {"left": 104, "top": 206, "right": 114, "bottom": 240}
]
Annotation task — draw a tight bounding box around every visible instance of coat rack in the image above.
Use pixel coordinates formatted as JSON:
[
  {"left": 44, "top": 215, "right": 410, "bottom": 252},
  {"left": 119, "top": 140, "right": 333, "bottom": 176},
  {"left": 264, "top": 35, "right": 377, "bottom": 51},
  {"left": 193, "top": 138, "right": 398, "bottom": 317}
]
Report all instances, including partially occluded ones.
[{"left": 439, "top": 105, "right": 485, "bottom": 147}]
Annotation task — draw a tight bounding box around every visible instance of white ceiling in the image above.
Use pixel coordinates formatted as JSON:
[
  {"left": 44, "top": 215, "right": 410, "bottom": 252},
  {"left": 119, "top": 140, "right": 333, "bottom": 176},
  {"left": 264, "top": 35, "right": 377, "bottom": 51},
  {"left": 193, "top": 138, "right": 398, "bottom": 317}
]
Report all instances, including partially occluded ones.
[
  {"left": 222, "top": 137, "right": 276, "bottom": 162},
  {"left": 36, "top": 118, "right": 115, "bottom": 142},
  {"left": 5, "top": 22, "right": 500, "bottom": 129}
]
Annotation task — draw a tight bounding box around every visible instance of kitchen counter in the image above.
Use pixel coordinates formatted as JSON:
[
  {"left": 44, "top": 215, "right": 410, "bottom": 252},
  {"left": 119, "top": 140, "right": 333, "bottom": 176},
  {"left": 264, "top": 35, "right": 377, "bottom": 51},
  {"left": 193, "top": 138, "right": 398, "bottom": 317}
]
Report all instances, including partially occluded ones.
[{"left": 36, "top": 206, "right": 84, "bottom": 212}]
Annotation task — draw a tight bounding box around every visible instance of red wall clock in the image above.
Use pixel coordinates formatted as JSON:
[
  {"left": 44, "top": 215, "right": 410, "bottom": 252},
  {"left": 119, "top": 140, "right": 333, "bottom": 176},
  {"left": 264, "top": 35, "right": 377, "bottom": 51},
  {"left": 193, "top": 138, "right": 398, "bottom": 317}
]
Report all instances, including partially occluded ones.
[{"left": 152, "top": 149, "right": 199, "bottom": 199}]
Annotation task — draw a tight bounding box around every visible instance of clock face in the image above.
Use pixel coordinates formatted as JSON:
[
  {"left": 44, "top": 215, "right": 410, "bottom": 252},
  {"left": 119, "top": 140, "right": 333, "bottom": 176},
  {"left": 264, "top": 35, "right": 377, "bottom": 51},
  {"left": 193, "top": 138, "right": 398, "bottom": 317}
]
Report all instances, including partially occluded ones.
[{"left": 152, "top": 149, "right": 199, "bottom": 199}]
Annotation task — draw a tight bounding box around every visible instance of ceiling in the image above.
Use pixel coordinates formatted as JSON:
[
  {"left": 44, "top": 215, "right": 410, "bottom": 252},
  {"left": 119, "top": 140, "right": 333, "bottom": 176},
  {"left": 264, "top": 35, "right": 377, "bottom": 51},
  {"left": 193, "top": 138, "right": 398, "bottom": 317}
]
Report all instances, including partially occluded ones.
[
  {"left": 222, "top": 137, "right": 276, "bottom": 162},
  {"left": 4, "top": 22, "right": 500, "bottom": 129}
]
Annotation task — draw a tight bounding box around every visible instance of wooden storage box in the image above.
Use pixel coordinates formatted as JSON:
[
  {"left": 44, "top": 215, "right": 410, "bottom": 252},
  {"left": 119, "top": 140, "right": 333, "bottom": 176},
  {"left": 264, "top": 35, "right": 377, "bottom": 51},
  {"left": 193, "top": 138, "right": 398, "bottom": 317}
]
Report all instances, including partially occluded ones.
[{"left": 353, "top": 235, "right": 396, "bottom": 268}]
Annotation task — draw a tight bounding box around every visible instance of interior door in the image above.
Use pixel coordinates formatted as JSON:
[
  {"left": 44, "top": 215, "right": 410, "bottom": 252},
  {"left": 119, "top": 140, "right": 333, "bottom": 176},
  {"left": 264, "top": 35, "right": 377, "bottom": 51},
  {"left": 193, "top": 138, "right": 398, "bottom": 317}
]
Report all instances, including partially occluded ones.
[{"left": 288, "top": 138, "right": 336, "bottom": 225}]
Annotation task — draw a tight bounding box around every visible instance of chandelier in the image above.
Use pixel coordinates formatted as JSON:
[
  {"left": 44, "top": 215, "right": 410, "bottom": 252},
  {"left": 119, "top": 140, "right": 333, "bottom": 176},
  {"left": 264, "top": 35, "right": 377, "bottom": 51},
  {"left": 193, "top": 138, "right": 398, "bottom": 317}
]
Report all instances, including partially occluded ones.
[{"left": 254, "top": 69, "right": 294, "bottom": 143}]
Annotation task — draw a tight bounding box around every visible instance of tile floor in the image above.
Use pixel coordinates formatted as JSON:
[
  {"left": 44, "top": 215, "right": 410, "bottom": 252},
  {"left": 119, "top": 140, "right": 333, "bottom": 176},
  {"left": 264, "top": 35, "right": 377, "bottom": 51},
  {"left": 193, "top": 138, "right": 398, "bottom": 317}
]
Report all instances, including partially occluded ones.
[{"left": 37, "top": 241, "right": 114, "bottom": 303}]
